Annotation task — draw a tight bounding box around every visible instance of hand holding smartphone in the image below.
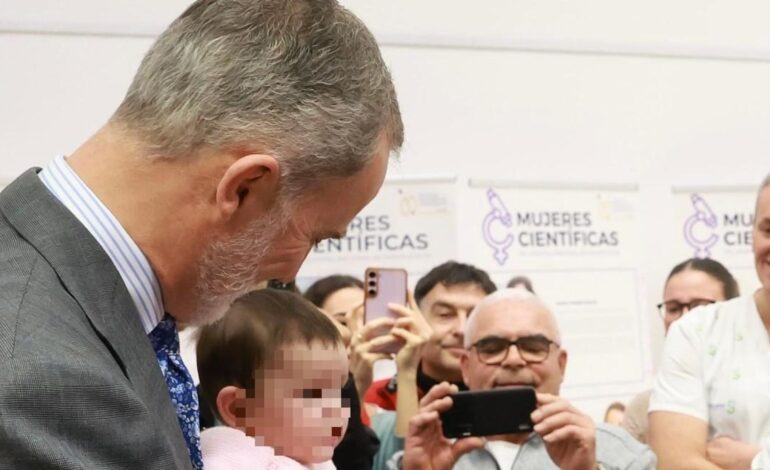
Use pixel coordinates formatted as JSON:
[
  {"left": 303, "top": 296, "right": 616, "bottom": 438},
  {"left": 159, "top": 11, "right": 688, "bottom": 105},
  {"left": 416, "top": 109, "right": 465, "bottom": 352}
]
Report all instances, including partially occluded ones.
[{"left": 440, "top": 387, "right": 537, "bottom": 438}]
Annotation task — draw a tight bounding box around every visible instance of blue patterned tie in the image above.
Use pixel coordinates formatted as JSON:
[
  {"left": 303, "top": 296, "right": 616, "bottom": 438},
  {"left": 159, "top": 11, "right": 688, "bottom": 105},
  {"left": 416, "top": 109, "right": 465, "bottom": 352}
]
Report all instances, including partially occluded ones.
[{"left": 148, "top": 314, "right": 203, "bottom": 470}]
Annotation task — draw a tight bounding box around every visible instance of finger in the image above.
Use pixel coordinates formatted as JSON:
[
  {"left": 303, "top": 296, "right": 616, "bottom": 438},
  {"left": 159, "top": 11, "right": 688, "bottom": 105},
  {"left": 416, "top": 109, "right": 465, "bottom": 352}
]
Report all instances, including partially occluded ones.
[
  {"left": 535, "top": 392, "right": 560, "bottom": 405},
  {"left": 358, "top": 318, "right": 396, "bottom": 340},
  {"left": 356, "top": 333, "right": 398, "bottom": 352},
  {"left": 451, "top": 436, "right": 485, "bottom": 458},
  {"left": 534, "top": 410, "right": 593, "bottom": 438},
  {"left": 393, "top": 316, "right": 416, "bottom": 329},
  {"left": 419, "top": 382, "right": 457, "bottom": 408},
  {"left": 407, "top": 290, "right": 419, "bottom": 311},
  {"left": 390, "top": 327, "right": 423, "bottom": 346},
  {"left": 408, "top": 410, "right": 441, "bottom": 435},
  {"left": 391, "top": 310, "right": 433, "bottom": 336},
  {"left": 421, "top": 395, "right": 455, "bottom": 415},
  {"left": 387, "top": 303, "right": 415, "bottom": 318},
  {"left": 531, "top": 395, "right": 575, "bottom": 423},
  {"left": 541, "top": 423, "right": 594, "bottom": 445},
  {"left": 361, "top": 353, "right": 391, "bottom": 364}
]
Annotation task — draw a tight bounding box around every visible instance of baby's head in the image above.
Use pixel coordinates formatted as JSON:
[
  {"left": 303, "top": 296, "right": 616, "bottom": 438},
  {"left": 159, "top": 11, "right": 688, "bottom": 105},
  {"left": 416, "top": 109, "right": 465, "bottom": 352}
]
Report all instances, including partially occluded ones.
[{"left": 197, "top": 289, "right": 350, "bottom": 464}]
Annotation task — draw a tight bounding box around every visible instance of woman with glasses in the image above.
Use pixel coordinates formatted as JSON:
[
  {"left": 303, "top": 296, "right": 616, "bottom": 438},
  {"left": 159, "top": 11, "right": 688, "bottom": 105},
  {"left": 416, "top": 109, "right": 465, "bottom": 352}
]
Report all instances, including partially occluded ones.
[
  {"left": 620, "top": 257, "right": 738, "bottom": 444},
  {"left": 649, "top": 174, "right": 770, "bottom": 470}
]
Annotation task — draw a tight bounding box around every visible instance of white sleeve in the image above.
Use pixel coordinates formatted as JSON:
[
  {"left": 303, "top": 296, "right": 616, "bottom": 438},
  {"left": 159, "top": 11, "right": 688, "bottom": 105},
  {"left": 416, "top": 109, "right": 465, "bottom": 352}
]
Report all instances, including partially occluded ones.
[
  {"left": 649, "top": 317, "right": 708, "bottom": 422},
  {"left": 751, "top": 437, "right": 770, "bottom": 470}
]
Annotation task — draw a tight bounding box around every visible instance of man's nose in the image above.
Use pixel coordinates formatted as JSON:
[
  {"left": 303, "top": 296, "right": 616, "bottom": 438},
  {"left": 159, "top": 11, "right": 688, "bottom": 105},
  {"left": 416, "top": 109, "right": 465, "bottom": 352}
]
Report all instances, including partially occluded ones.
[
  {"left": 501, "top": 343, "right": 526, "bottom": 367},
  {"left": 452, "top": 311, "right": 468, "bottom": 336}
]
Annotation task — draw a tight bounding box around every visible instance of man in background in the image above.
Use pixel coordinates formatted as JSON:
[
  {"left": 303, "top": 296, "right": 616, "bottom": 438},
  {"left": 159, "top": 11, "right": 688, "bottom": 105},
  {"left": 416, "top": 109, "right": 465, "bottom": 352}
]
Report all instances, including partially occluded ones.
[{"left": 398, "top": 289, "right": 655, "bottom": 469}]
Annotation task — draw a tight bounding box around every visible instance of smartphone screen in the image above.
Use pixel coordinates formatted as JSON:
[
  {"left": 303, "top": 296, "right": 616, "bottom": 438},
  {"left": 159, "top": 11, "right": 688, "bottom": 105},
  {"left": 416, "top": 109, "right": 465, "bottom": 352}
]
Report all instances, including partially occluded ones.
[{"left": 440, "top": 387, "right": 537, "bottom": 438}]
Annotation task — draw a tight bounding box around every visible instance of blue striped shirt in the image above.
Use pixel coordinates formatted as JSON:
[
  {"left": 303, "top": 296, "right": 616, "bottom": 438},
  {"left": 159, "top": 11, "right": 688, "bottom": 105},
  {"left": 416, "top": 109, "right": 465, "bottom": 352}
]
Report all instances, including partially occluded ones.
[{"left": 39, "top": 155, "right": 164, "bottom": 334}]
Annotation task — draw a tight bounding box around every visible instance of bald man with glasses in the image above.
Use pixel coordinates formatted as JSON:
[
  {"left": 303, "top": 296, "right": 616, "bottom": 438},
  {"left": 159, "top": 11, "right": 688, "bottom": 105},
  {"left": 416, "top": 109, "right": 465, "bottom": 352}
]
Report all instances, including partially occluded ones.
[{"left": 395, "top": 289, "right": 655, "bottom": 470}]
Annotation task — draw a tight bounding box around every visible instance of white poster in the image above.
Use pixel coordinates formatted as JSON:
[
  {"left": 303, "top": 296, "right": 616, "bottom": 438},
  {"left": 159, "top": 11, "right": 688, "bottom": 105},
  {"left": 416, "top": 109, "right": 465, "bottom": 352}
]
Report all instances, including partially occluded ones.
[
  {"left": 462, "top": 182, "right": 647, "bottom": 404},
  {"left": 672, "top": 187, "right": 759, "bottom": 293},
  {"left": 297, "top": 177, "right": 458, "bottom": 289}
]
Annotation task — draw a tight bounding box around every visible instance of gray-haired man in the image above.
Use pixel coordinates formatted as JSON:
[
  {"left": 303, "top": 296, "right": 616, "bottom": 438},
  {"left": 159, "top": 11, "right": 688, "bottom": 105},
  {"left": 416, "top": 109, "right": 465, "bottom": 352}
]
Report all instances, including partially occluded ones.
[
  {"left": 0, "top": 0, "right": 402, "bottom": 468},
  {"left": 397, "top": 289, "right": 655, "bottom": 470}
]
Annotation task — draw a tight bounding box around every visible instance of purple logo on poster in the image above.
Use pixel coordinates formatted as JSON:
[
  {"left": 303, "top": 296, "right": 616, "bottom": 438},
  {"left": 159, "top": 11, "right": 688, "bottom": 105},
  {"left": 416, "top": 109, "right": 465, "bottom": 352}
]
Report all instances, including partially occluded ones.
[
  {"left": 684, "top": 193, "right": 718, "bottom": 258},
  {"left": 482, "top": 189, "right": 514, "bottom": 265}
]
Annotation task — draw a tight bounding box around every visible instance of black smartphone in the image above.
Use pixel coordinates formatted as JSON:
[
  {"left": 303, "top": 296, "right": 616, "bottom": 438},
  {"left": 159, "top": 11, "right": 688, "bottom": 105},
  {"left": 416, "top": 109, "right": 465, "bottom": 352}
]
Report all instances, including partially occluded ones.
[{"left": 440, "top": 387, "right": 537, "bottom": 438}]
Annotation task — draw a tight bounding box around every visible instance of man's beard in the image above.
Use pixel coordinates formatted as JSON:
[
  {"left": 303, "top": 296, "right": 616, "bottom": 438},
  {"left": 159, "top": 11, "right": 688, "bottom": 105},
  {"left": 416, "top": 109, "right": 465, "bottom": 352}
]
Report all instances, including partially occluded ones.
[{"left": 188, "top": 206, "right": 289, "bottom": 326}]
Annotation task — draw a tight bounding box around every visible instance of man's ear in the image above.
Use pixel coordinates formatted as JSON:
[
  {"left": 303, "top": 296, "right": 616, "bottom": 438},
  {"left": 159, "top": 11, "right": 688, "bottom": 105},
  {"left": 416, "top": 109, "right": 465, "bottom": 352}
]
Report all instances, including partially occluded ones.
[
  {"left": 215, "top": 385, "right": 245, "bottom": 428},
  {"left": 557, "top": 349, "right": 568, "bottom": 383},
  {"left": 215, "top": 154, "right": 280, "bottom": 220},
  {"left": 460, "top": 350, "right": 471, "bottom": 386}
]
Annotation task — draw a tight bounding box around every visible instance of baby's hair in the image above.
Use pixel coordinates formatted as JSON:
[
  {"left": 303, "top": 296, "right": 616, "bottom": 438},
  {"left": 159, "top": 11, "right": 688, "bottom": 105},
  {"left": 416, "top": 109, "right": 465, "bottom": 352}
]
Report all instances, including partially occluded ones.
[{"left": 196, "top": 289, "right": 342, "bottom": 421}]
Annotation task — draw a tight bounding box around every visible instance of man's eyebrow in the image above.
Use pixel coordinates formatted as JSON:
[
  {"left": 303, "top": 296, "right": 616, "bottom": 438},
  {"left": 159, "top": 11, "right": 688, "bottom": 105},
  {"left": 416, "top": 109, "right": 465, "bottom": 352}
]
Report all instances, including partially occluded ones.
[{"left": 431, "top": 301, "right": 458, "bottom": 311}]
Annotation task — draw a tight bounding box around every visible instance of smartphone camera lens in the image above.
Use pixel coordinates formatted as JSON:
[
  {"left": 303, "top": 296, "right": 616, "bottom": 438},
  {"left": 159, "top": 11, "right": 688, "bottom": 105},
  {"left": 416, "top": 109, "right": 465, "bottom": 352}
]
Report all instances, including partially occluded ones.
[
  {"left": 368, "top": 271, "right": 377, "bottom": 278},
  {"left": 368, "top": 280, "right": 376, "bottom": 287},
  {"left": 368, "top": 288, "right": 377, "bottom": 296}
]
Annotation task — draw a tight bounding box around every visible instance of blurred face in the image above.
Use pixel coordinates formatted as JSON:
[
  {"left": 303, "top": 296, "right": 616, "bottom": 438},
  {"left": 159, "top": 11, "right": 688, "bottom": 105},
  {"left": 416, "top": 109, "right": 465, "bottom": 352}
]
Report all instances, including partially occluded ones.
[
  {"left": 661, "top": 269, "right": 726, "bottom": 332},
  {"left": 461, "top": 300, "right": 566, "bottom": 395},
  {"left": 754, "top": 187, "right": 770, "bottom": 292},
  {"left": 419, "top": 283, "right": 489, "bottom": 383},
  {"left": 192, "top": 139, "right": 389, "bottom": 325},
  {"left": 321, "top": 287, "right": 364, "bottom": 329},
  {"left": 319, "top": 287, "right": 363, "bottom": 347},
  {"left": 605, "top": 408, "right": 625, "bottom": 425},
  {"left": 240, "top": 341, "right": 350, "bottom": 464}
]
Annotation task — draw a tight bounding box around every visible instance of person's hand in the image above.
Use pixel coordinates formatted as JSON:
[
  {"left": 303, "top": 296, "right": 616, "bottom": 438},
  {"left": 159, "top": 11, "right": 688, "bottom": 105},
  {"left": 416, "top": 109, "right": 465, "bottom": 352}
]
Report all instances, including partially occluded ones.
[
  {"left": 531, "top": 393, "right": 596, "bottom": 470},
  {"left": 707, "top": 436, "right": 759, "bottom": 470},
  {"left": 390, "top": 293, "right": 433, "bottom": 374},
  {"left": 347, "top": 304, "right": 398, "bottom": 399},
  {"left": 402, "top": 382, "right": 484, "bottom": 470}
]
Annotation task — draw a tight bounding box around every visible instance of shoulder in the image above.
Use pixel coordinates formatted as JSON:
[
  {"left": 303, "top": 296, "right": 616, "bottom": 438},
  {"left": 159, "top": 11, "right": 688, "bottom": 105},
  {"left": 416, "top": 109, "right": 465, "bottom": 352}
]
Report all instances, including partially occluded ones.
[
  {"left": 203, "top": 427, "right": 302, "bottom": 470},
  {"left": 626, "top": 389, "right": 652, "bottom": 411},
  {"left": 673, "top": 295, "right": 750, "bottom": 336},
  {"left": 595, "top": 423, "right": 656, "bottom": 469},
  {"left": 372, "top": 410, "right": 397, "bottom": 432},
  {"left": 0, "top": 234, "right": 98, "bottom": 364}
]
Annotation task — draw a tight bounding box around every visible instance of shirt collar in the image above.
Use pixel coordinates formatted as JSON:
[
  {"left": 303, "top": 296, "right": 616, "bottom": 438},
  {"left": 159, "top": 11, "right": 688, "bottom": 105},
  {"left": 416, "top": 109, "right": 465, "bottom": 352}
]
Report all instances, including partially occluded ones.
[{"left": 38, "top": 155, "right": 165, "bottom": 334}]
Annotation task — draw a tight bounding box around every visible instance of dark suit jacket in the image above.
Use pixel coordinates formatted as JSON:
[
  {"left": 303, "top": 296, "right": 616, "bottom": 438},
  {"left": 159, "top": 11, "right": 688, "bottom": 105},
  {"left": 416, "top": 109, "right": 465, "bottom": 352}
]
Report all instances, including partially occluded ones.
[{"left": 0, "top": 169, "right": 193, "bottom": 469}]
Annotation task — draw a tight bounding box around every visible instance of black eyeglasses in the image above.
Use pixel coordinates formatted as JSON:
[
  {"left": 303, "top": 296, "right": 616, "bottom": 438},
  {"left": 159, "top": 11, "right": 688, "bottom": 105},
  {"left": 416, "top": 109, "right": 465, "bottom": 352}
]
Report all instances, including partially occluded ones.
[
  {"left": 470, "top": 334, "right": 559, "bottom": 365},
  {"left": 656, "top": 299, "right": 716, "bottom": 320}
]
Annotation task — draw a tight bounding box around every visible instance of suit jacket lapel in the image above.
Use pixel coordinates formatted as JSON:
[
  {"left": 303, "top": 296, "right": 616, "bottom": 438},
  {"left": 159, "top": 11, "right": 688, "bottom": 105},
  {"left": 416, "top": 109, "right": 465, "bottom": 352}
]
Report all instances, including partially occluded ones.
[{"left": 0, "top": 168, "right": 190, "bottom": 461}]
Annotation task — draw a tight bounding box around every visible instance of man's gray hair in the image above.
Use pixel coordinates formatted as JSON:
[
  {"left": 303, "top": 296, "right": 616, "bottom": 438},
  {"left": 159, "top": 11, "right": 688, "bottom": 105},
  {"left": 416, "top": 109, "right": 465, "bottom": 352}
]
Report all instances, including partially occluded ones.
[
  {"left": 112, "top": 0, "right": 403, "bottom": 197},
  {"left": 464, "top": 288, "right": 562, "bottom": 349}
]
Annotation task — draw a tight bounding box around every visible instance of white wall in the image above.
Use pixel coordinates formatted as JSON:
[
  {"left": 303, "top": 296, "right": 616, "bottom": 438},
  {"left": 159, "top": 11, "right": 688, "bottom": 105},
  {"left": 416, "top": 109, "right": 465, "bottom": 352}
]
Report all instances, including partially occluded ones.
[{"left": 3, "top": 0, "right": 770, "bottom": 418}]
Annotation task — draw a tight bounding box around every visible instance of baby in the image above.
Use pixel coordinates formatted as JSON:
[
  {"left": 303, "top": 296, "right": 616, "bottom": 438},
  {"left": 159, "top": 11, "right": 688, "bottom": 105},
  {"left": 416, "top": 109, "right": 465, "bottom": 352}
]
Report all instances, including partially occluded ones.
[{"left": 197, "top": 289, "right": 350, "bottom": 469}]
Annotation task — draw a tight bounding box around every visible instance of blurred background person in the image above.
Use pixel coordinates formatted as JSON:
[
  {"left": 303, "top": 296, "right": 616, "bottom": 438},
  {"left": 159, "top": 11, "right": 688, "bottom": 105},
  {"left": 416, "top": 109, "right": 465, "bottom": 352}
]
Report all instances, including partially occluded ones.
[
  {"left": 650, "top": 175, "right": 770, "bottom": 469},
  {"left": 621, "top": 257, "right": 739, "bottom": 444},
  {"left": 604, "top": 402, "right": 626, "bottom": 426},
  {"left": 397, "top": 289, "right": 655, "bottom": 470}
]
